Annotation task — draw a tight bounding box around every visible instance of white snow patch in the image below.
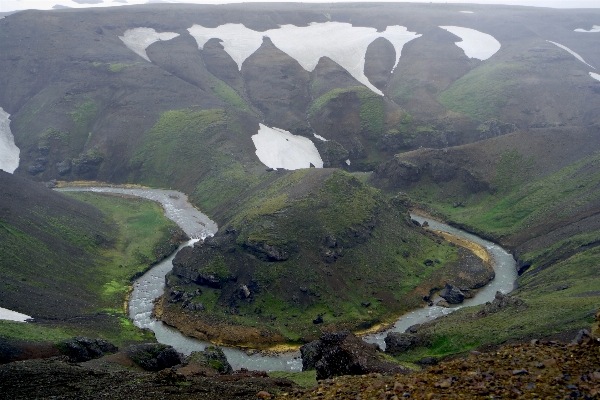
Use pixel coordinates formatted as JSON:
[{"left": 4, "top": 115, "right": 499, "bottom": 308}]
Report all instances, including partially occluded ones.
[
  {"left": 0, "top": 107, "right": 19, "bottom": 174},
  {"left": 591, "top": 72, "right": 600, "bottom": 82},
  {"left": 188, "top": 22, "right": 421, "bottom": 95},
  {"left": 439, "top": 26, "right": 501, "bottom": 60},
  {"left": 313, "top": 133, "right": 328, "bottom": 141},
  {"left": 460, "top": 11, "right": 475, "bottom": 13},
  {"left": 119, "top": 28, "right": 179, "bottom": 62},
  {"left": 188, "top": 24, "right": 263, "bottom": 70},
  {"left": 575, "top": 25, "right": 600, "bottom": 33},
  {"left": 547, "top": 41, "right": 595, "bottom": 69},
  {"left": 252, "top": 124, "right": 323, "bottom": 170},
  {"left": 0, "top": 307, "right": 31, "bottom": 322},
  {"left": 345, "top": 159, "right": 351, "bottom": 166}
]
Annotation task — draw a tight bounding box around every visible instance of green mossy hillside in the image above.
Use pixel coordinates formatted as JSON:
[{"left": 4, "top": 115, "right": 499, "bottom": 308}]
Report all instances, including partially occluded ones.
[
  {"left": 439, "top": 63, "right": 526, "bottom": 121},
  {"left": 391, "top": 237, "right": 600, "bottom": 363},
  {"left": 128, "top": 108, "right": 271, "bottom": 217},
  {"left": 409, "top": 151, "right": 600, "bottom": 241},
  {"left": 0, "top": 172, "right": 183, "bottom": 345},
  {"left": 130, "top": 109, "right": 228, "bottom": 188},
  {"left": 380, "top": 150, "right": 600, "bottom": 361},
  {"left": 309, "top": 86, "right": 384, "bottom": 138},
  {"left": 166, "top": 169, "right": 459, "bottom": 342}
]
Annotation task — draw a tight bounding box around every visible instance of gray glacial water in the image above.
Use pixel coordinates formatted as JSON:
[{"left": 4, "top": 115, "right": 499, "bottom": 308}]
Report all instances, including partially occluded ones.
[
  {"left": 57, "top": 186, "right": 303, "bottom": 371},
  {"left": 57, "top": 187, "right": 516, "bottom": 371},
  {"left": 364, "top": 214, "right": 517, "bottom": 349}
]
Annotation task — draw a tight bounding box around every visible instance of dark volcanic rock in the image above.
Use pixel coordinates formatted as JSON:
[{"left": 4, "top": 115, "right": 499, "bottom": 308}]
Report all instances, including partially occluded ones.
[
  {"left": 60, "top": 337, "right": 118, "bottom": 362},
  {"left": 242, "top": 37, "right": 310, "bottom": 131},
  {"left": 438, "top": 283, "right": 465, "bottom": 304},
  {"left": 476, "top": 291, "right": 526, "bottom": 317},
  {"left": 126, "top": 344, "right": 183, "bottom": 371},
  {"left": 300, "top": 330, "right": 408, "bottom": 379},
  {"left": 364, "top": 37, "right": 395, "bottom": 92},
  {"left": 245, "top": 240, "right": 289, "bottom": 261},
  {"left": 384, "top": 332, "right": 418, "bottom": 355},
  {"left": 310, "top": 56, "right": 362, "bottom": 99},
  {"left": 300, "top": 340, "right": 321, "bottom": 371},
  {"left": 171, "top": 238, "right": 235, "bottom": 288},
  {"left": 185, "top": 346, "right": 232, "bottom": 375}
]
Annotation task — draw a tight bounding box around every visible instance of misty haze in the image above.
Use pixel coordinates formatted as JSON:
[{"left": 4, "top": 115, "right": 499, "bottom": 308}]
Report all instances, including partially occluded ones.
[{"left": 0, "top": 1, "right": 599, "bottom": 398}]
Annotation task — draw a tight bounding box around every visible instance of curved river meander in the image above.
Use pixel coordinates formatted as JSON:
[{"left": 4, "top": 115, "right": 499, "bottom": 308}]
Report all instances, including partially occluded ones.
[{"left": 56, "top": 187, "right": 517, "bottom": 372}]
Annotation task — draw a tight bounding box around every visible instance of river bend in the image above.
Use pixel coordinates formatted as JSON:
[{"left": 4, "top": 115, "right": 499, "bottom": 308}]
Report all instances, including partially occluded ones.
[{"left": 57, "top": 187, "right": 517, "bottom": 371}]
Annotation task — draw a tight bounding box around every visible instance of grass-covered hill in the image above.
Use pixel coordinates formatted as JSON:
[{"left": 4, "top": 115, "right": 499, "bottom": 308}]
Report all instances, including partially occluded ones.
[
  {"left": 158, "top": 168, "right": 487, "bottom": 346},
  {"left": 0, "top": 171, "right": 185, "bottom": 344},
  {"left": 370, "top": 125, "right": 600, "bottom": 359}
]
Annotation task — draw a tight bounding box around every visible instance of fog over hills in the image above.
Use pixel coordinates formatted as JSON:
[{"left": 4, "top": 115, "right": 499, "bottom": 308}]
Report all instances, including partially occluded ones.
[{"left": 0, "top": 2, "right": 599, "bottom": 396}]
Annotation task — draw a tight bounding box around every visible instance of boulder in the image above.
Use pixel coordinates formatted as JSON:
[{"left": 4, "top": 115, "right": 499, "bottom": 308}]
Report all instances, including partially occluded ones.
[
  {"left": 476, "top": 291, "right": 526, "bottom": 317},
  {"left": 300, "top": 340, "right": 321, "bottom": 371},
  {"left": 126, "top": 344, "right": 183, "bottom": 371},
  {"left": 184, "top": 301, "right": 205, "bottom": 311},
  {"left": 439, "top": 283, "right": 465, "bottom": 304},
  {"left": 59, "top": 337, "right": 118, "bottom": 362},
  {"left": 300, "top": 330, "right": 409, "bottom": 379},
  {"left": 185, "top": 346, "right": 232, "bottom": 375},
  {"left": 384, "top": 332, "right": 418, "bottom": 355}
]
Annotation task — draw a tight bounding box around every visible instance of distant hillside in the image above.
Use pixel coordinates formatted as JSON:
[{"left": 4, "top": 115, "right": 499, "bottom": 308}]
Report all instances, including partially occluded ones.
[
  {"left": 0, "top": 171, "right": 184, "bottom": 343},
  {"left": 0, "top": 3, "right": 598, "bottom": 191}
]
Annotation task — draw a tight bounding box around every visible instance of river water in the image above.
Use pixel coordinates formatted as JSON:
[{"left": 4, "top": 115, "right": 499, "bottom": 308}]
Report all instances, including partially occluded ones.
[
  {"left": 364, "top": 214, "right": 517, "bottom": 348},
  {"left": 56, "top": 186, "right": 517, "bottom": 372}
]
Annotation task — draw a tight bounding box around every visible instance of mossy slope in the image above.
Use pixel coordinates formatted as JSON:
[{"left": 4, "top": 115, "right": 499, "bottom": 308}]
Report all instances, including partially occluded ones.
[
  {"left": 0, "top": 171, "right": 183, "bottom": 345},
  {"left": 163, "top": 169, "right": 460, "bottom": 344},
  {"left": 371, "top": 127, "right": 600, "bottom": 361}
]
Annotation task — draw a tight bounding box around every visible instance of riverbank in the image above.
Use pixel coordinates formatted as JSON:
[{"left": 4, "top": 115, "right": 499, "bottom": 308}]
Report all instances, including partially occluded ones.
[{"left": 56, "top": 185, "right": 515, "bottom": 371}]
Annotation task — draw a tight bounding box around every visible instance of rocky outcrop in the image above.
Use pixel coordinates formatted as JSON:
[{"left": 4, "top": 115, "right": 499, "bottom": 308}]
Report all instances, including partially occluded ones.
[
  {"left": 314, "top": 139, "right": 350, "bottom": 169},
  {"left": 59, "top": 337, "right": 118, "bottom": 362},
  {"left": 171, "top": 238, "right": 234, "bottom": 289},
  {"left": 384, "top": 332, "right": 421, "bottom": 355},
  {"left": 126, "top": 344, "right": 183, "bottom": 371},
  {"left": 184, "top": 346, "right": 232, "bottom": 375},
  {"left": 438, "top": 283, "right": 465, "bottom": 304},
  {"left": 245, "top": 240, "right": 289, "bottom": 261},
  {"left": 300, "top": 330, "right": 409, "bottom": 379},
  {"left": 371, "top": 149, "right": 493, "bottom": 194},
  {"left": 72, "top": 148, "right": 104, "bottom": 179},
  {"left": 477, "top": 119, "right": 518, "bottom": 140},
  {"left": 476, "top": 291, "right": 526, "bottom": 317}
]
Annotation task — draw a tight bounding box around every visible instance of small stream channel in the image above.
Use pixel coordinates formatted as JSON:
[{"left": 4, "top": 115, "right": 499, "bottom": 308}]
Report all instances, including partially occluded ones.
[{"left": 55, "top": 187, "right": 517, "bottom": 372}]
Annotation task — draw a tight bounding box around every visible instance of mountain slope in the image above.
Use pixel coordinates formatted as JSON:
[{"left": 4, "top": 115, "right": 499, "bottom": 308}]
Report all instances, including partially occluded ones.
[{"left": 0, "top": 171, "right": 184, "bottom": 343}]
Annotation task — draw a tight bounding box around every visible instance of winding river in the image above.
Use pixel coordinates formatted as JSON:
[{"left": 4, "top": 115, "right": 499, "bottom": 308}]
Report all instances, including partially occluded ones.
[{"left": 56, "top": 186, "right": 517, "bottom": 372}]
